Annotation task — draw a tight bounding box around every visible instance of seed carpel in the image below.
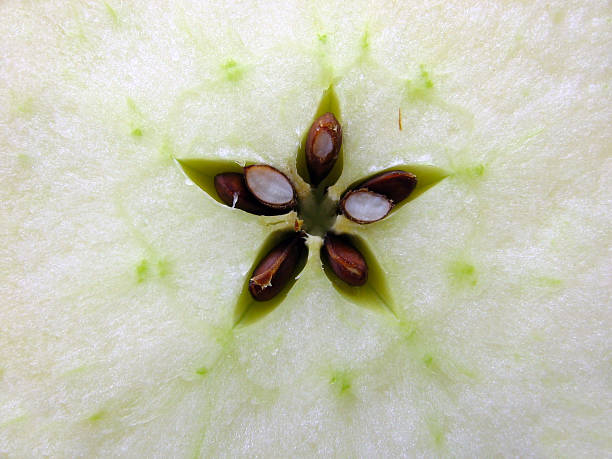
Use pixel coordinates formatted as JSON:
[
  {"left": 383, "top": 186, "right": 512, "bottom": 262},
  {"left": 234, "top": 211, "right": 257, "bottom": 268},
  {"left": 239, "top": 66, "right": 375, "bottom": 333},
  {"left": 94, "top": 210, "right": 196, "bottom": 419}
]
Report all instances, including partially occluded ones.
[
  {"left": 320, "top": 232, "right": 396, "bottom": 316},
  {"left": 296, "top": 85, "right": 344, "bottom": 190},
  {"left": 234, "top": 231, "right": 308, "bottom": 326},
  {"left": 338, "top": 164, "right": 450, "bottom": 219}
]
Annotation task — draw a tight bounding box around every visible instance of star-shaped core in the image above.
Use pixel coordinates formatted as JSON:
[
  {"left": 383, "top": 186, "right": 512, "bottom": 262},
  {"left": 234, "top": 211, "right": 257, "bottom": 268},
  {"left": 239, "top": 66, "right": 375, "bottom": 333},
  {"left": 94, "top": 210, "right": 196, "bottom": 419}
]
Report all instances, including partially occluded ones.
[{"left": 178, "top": 87, "right": 447, "bottom": 326}]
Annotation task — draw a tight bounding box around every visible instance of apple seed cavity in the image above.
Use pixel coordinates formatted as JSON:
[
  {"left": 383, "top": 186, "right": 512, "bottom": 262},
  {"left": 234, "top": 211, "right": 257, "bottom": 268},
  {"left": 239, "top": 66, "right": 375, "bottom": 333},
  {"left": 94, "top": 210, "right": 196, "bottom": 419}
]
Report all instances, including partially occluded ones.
[
  {"left": 206, "top": 100, "right": 426, "bottom": 308},
  {"left": 358, "top": 170, "right": 417, "bottom": 204},
  {"left": 322, "top": 233, "right": 368, "bottom": 286},
  {"left": 249, "top": 233, "right": 306, "bottom": 301},
  {"left": 244, "top": 165, "right": 297, "bottom": 210},
  {"left": 214, "top": 172, "right": 284, "bottom": 216},
  {"left": 340, "top": 189, "right": 393, "bottom": 224},
  {"left": 305, "top": 112, "right": 342, "bottom": 186}
]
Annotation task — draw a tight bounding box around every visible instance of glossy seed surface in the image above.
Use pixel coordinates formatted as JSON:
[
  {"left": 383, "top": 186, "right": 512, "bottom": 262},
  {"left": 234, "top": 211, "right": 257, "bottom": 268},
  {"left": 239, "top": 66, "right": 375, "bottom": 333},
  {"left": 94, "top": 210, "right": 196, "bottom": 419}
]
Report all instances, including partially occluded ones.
[
  {"left": 322, "top": 233, "right": 368, "bottom": 286},
  {"left": 305, "top": 112, "right": 342, "bottom": 186},
  {"left": 358, "top": 170, "right": 417, "bottom": 204},
  {"left": 214, "top": 172, "right": 281, "bottom": 215},
  {"left": 249, "top": 234, "right": 306, "bottom": 301}
]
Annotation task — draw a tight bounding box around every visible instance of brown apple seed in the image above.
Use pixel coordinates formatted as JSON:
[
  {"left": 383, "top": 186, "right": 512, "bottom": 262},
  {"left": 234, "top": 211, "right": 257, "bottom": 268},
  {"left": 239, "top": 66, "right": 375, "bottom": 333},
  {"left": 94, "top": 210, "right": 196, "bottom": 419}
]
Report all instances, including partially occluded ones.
[
  {"left": 339, "top": 189, "right": 393, "bottom": 224},
  {"left": 244, "top": 165, "right": 297, "bottom": 210},
  {"left": 214, "top": 172, "right": 284, "bottom": 216},
  {"left": 249, "top": 233, "right": 306, "bottom": 301},
  {"left": 322, "top": 233, "right": 368, "bottom": 286},
  {"left": 305, "top": 112, "right": 342, "bottom": 186},
  {"left": 357, "top": 170, "right": 417, "bottom": 204}
]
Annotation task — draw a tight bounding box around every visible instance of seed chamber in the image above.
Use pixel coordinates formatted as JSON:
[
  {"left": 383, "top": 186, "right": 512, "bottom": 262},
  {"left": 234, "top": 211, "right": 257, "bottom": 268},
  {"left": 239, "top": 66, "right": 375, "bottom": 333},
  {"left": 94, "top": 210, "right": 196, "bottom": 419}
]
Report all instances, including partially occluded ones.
[{"left": 177, "top": 85, "right": 448, "bottom": 326}]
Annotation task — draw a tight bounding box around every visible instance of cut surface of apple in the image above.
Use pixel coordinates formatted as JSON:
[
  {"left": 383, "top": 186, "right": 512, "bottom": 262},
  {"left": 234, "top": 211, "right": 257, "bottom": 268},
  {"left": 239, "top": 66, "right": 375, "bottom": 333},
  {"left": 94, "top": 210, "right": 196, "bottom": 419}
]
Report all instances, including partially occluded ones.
[{"left": 1, "top": 0, "right": 611, "bottom": 457}]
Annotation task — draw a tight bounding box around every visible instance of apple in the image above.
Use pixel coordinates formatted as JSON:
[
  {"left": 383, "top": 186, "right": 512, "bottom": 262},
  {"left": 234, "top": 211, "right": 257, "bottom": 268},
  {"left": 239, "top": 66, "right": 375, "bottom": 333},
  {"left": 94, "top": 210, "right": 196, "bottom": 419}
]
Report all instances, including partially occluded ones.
[{"left": 1, "top": 0, "right": 610, "bottom": 456}]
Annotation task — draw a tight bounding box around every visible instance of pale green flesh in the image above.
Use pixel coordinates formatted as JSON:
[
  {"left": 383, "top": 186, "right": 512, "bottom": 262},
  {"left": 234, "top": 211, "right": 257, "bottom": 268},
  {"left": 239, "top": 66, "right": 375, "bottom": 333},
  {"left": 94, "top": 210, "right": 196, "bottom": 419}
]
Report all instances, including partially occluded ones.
[{"left": 1, "top": 0, "right": 611, "bottom": 457}]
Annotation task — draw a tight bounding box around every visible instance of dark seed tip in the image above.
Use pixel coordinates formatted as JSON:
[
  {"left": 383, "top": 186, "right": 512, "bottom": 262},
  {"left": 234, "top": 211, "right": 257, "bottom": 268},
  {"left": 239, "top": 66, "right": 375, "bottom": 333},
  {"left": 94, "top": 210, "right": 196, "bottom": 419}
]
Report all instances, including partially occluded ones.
[{"left": 358, "top": 170, "right": 417, "bottom": 204}]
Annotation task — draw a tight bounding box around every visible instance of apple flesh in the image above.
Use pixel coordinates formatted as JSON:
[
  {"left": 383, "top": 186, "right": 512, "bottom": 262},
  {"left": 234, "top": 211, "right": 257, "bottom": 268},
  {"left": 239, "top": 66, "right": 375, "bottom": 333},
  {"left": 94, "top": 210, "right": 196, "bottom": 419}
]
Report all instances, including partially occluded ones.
[{"left": 0, "top": 0, "right": 610, "bottom": 457}]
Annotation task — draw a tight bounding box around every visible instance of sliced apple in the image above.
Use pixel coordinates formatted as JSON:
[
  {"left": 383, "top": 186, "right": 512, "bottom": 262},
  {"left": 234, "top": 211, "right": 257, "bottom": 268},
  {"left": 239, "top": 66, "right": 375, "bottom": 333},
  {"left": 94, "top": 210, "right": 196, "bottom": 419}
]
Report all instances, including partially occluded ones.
[{"left": 0, "top": 0, "right": 609, "bottom": 457}]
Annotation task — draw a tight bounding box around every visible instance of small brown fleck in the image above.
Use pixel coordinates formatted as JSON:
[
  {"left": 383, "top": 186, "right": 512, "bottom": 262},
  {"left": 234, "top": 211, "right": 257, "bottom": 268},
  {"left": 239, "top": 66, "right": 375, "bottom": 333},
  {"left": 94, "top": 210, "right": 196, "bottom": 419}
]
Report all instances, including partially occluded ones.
[{"left": 398, "top": 107, "right": 403, "bottom": 131}]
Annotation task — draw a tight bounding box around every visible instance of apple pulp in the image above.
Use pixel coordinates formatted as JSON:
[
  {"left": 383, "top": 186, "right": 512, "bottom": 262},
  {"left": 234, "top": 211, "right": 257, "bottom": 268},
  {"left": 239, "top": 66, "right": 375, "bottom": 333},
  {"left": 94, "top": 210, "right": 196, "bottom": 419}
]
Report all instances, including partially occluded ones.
[{"left": 0, "top": 0, "right": 610, "bottom": 457}]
